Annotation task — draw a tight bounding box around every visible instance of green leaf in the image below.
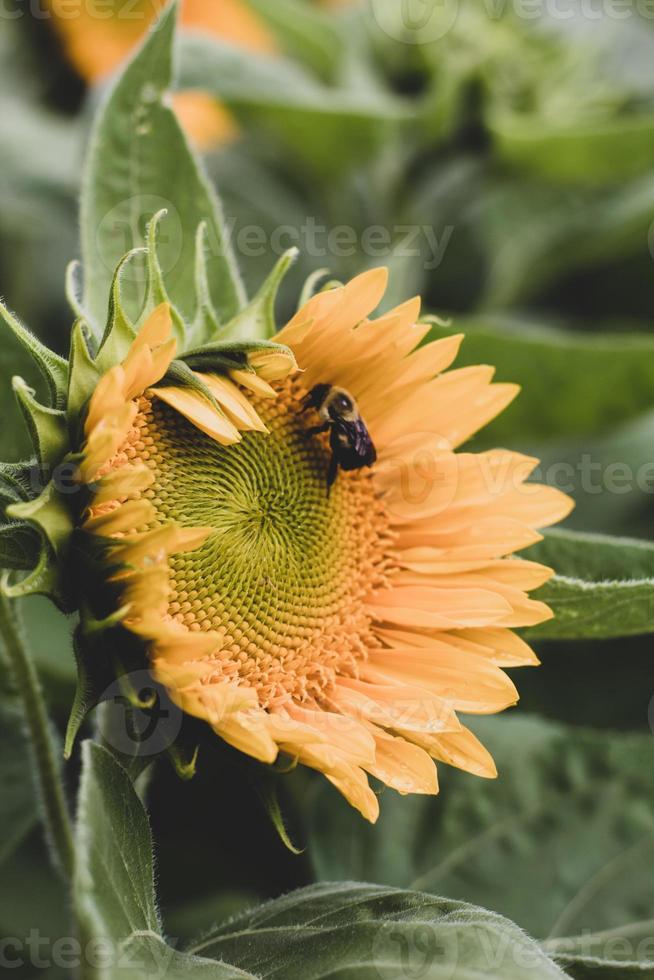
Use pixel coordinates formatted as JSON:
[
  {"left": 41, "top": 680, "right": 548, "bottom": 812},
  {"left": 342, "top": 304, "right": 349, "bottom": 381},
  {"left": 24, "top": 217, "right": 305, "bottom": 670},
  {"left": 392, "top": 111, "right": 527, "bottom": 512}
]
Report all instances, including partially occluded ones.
[
  {"left": 472, "top": 174, "right": 654, "bottom": 309},
  {"left": 248, "top": 0, "right": 341, "bottom": 79},
  {"left": 306, "top": 715, "right": 654, "bottom": 943},
  {"left": 74, "top": 741, "right": 160, "bottom": 946},
  {"left": 490, "top": 111, "right": 654, "bottom": 186},
  {"left": 544, "top": 922, "right": 654, "bottom": 979},
  {"left": 73, "top": 741, "right": 257, "bottom": 979},
  {"left": 81, "top": 3, "right": 245, "bottom": 332},
  {"left": 119, "top": 935, "right": 255, "bottom": 980},
  {"left": 428, "top": 317, "right": 654, "bottom": 445},
  {"left": 188, "top": 881, "right": 567, "bottom": 979},
  {"left": 526, "top": 528, "right": 654, "bottom": 640},
  {"left": 178, "top": 35, "right": 414, "bottom": 178}
]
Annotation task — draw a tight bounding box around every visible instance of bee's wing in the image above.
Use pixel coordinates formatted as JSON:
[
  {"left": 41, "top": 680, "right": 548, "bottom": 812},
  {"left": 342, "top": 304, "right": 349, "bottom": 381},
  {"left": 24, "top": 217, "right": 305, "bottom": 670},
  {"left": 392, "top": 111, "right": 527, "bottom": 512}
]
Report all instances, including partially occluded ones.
[{"left": 349, "top": 419, "right": 377, "bottom": 465}]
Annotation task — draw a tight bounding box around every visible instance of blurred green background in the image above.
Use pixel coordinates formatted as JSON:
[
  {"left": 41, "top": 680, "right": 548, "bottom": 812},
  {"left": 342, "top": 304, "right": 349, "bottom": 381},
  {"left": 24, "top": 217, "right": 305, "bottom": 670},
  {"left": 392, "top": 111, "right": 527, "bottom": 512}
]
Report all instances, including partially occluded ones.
[{"left": 2, "top": 1, "right": 654, "bottom": 975}]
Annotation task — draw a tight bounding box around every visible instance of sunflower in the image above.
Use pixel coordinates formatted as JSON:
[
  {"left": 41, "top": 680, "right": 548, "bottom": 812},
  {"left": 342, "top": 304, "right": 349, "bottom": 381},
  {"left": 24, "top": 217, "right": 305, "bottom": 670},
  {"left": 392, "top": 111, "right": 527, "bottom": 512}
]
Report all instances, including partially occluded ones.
[
  {"left": 20, "top": 249, "right": 570, "bottom": 822},
  {"left": 45, "top": 0, "right": 277, "bottom": 147}
]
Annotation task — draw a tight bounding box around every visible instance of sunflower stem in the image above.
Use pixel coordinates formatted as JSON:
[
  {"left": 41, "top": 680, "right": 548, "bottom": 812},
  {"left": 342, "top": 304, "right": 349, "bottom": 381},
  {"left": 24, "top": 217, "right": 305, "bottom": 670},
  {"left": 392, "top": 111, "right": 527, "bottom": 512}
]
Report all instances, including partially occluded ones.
[{"left": 0, "top": 592, "right": 74, "bottom": 880}]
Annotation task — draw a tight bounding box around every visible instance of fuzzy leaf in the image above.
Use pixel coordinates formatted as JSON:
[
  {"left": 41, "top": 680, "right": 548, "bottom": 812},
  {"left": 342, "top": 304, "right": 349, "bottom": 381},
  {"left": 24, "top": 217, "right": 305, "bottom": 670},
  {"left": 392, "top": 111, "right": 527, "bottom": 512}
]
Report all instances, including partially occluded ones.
[
  {"left": 81, "top": 3, "right": 245, "bottom": 333},
  {"left": 74, "top": 741, "right": 160, "bottom": 946},
  {"left": 188, "top": 881, "right": 567, "bottom": 979},
  {"left": 73, "top": 742, "right": 257, "bottom": 979},
  {"left": 545, "top": 925, "right": 654, "bottom": 979},
  {"left": 526, "top": 528, "right": 654, "bottom": 640}
]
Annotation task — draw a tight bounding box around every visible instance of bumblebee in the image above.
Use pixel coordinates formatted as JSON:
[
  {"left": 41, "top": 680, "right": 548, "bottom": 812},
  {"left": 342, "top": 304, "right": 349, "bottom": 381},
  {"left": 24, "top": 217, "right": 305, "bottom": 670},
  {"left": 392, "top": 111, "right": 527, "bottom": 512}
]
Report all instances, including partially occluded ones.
[{"left": 303, "top": 384, "right": 377, "bottom": 491}]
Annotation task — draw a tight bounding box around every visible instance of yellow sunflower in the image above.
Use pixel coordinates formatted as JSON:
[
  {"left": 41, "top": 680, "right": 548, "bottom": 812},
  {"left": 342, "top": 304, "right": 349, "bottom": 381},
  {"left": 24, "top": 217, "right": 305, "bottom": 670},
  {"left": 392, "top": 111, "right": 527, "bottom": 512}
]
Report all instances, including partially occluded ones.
[{"left": 74, "top": 267, "right": 572, "bottom": 822}]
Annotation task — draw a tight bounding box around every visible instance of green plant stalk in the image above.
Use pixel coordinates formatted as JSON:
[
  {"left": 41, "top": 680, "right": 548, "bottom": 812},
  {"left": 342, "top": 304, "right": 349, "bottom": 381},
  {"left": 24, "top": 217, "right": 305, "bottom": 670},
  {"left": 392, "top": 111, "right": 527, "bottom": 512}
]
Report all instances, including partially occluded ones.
[{"left": 0, "top": 592, "right": 74, "bottom": 879}]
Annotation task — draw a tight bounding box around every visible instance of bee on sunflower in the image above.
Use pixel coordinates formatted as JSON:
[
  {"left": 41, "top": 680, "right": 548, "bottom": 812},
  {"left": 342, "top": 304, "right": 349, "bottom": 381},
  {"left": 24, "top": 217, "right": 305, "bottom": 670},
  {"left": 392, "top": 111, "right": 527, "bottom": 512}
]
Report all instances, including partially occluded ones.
[{"left": 0, "top": 213, "right": 571, "bottom": 822}]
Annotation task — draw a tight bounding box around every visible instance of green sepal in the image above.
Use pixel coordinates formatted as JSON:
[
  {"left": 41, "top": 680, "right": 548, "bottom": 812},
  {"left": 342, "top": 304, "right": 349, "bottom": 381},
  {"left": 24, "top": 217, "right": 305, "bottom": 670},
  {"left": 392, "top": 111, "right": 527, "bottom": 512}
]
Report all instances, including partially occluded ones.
[
  {"left": 83, "top": 605, "right": 131, "bottom": 636},
  {"left": 12, "top": 377, "right": 69, "bottom": 471},
  {"left": 3, "top": 476, "right": 73, "bottom": 609},
  {"left": 65, "top": 260, "right": 90, "bottom": 325},
  {"left": 254, "top": 773, "right": 304, "bottom": 855},
  {"left": 189, "top": 221, "right": 222, "bottom": 347},
  {"left": 167, "top": 741, "right": 199, "bottom": 781},
  {"left": 0, "top": 542, "right": 67, "bottom": 609},
  {"left": 217, "top": 248, "right": 298, "bottom": 342},
  {"left": 298, "top": 267, "right": 330, "bottom": 309},
  {"left": 64, "top": 624, "right": 97, "bottom": 759},
  {"left": 138, "top": 209, "right": 187, "bottom": 347},
  {"left": 0, "top": 458, "right": 38, "bottom": 509},
  {"left": 0, "top": 300, "right": 68, "bottom": 409},
  {"left": 7, "top": 478, "right": 73, "bottom": 555},
  {"left": 67, "top": 318, "right": 102, "bottom": 426},
  {"left": 64, "top": 605, "right": 129, "bottom": 758},
  {"left": 93, "top": 248, "right": 142, "bottom": 375},
  {"left": 182, "top": 338, "right": 297, "bottom": 376},
  {"left": 0, "top": 521, "right": 41, "bottom": 571},
  {"left": 115, "top": 663, "right": 157, "bottom": 710}
]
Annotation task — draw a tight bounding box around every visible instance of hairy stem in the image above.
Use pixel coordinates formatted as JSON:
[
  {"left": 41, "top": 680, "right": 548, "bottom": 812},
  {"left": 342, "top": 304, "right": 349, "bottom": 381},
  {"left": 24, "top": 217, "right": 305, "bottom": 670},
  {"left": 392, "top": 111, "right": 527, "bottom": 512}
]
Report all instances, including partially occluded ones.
[{"left": 0, "top": 593, "right": 74, "bottom": 879}]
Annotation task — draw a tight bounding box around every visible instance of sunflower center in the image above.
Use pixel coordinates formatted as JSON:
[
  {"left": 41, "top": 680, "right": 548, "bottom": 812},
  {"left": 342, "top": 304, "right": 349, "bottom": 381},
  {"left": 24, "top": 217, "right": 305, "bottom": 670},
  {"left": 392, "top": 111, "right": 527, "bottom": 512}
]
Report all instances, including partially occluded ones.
[{"left": 127, "top": 380, "right": 392, "bottom": 707}]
